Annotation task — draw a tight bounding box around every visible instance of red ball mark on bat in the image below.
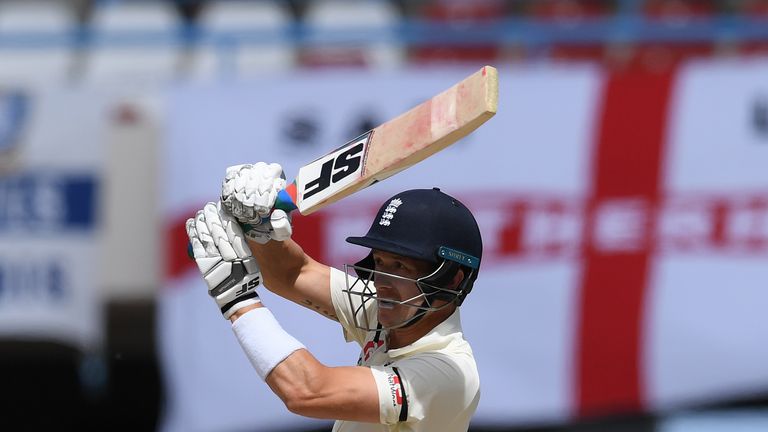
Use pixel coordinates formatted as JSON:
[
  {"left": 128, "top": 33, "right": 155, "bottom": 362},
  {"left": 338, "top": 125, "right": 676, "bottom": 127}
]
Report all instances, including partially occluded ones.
[
  {"left": 404, "top": 108, "right": 430, "bottom": 147},
  {"left": 482, "top": 66, "right": 487, "bottom": 77}
]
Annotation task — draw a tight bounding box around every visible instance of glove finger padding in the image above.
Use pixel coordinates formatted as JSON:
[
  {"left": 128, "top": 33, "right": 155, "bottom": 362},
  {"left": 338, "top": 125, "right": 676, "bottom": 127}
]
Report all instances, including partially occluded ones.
[
  {"left": 270, "top": 209, "right": 293, "bottom": 242},
  {"left": 222, "top": 162, "right": 287, "bottom": 224},
  {"left": 194, "top": 209, "right": 220, "bottom": 258},
  {"left": 203, "top": 202, "right": 252, "bottom": 261},
  {"left": 186, "top": 218, "right": 206, "bottom": 260},
  {"left": 223, "top": 213, "right": 251, "bottom": 258},
  {"left": 186, "top": 201, "right": 262, "bottom": 319},
  {"left": 204, "top": 202, "right": 237, "bottom": 260},
  {"left": 221, "top": 162, "right": 294, "bottom": 244}
]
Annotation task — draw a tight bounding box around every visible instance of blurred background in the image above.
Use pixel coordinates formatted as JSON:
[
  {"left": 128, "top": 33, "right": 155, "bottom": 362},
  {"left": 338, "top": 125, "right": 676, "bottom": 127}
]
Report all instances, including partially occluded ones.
[{"left": 1, "top": 0, "right": 767, "bottom": 431}]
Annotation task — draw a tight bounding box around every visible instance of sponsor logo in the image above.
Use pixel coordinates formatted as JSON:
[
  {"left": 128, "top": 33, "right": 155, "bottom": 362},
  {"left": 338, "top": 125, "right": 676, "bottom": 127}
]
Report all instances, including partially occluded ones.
[
  {"left": 0, "top": 173, "right": 98, "bottom": 233},
  {"left": 302, "top": 133, "right": 370, "bottom": 200},
  {"left": 0, "top": 260, "right": 68, "bottom": 305},
  {"left": 234, "top": 276, "right": 260, "bottom": 296},
  {"left": 378, "top": 198, "right": 403, "bottom": 227},
  {"left": 387, "top": 373, "right": 403, "bottom": 406},
  {"left": 438, "top": 246, "right": 480, "bottom": 269},
  {"left": 282, "top": 111, "right": 320, "bottom": 148}
]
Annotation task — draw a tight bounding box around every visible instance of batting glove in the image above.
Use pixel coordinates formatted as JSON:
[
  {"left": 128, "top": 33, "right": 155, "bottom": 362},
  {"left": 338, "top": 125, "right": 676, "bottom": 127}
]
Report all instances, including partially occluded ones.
[
  {"left": 187, "top": 201, "right": 261, "bottom": 319},
  {"left": 221, "top": 162, "right": 293, "bottom": 244}
]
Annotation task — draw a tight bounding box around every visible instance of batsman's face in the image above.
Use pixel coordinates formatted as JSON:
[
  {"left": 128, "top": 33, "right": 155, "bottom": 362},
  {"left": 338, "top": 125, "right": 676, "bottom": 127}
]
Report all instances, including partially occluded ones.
[{"left": 371, "top": 251, "right": 435, "bottom": 327}]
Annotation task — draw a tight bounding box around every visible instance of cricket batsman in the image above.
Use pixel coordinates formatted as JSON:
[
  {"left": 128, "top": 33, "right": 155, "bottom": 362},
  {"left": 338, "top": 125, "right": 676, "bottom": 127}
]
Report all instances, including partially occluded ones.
[{"left": 187, "top": 162, "right": 483, "bottom": 431}]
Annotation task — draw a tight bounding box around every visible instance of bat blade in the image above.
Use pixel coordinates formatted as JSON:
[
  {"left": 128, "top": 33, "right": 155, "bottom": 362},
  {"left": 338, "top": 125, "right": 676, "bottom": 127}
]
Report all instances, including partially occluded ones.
[{"left": 277, "top": 65, "right": 498, "bottom": 215}]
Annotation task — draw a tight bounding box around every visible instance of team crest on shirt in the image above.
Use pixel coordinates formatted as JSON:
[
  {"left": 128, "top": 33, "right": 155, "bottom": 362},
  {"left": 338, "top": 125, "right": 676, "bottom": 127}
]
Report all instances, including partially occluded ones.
[{"left": 378, "top": 198, "right": 403, "bottom": 226}]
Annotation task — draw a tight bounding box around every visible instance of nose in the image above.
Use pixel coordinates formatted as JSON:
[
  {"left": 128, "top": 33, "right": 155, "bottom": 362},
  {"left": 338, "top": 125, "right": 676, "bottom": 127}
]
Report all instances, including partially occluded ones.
[
  {"left": 375, "top": 284, "right": 396, "bottom": 297},
  {"left": 374, "top": 278, "right": 402, "bottom": 300},
  {"left": 373, "top": 269, "right": 403, "bottom": 285}
]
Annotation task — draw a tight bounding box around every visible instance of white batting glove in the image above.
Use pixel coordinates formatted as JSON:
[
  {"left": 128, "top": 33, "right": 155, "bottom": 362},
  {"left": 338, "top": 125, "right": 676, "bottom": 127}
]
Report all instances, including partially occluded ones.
[
  {"left": 220, "top": 162, "right": 293, "bottom": 244},
  {"left": 187, "top": 201, "right": 261, "bottom": 319}
]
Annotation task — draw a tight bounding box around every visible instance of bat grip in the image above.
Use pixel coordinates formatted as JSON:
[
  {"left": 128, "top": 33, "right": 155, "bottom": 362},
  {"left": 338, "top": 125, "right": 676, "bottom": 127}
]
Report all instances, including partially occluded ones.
[
  {"left": 274, "top": 186, "right": 298, "bottom": 214},
  {"left": 187, "top": 187, "right": 297, "bottom": 262}
]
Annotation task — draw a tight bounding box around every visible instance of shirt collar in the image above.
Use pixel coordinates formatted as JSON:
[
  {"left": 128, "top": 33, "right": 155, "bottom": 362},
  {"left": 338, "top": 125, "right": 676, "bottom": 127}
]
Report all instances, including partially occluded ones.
[{"left": 385, "top": 308, "right": 464, "bottom": 359}]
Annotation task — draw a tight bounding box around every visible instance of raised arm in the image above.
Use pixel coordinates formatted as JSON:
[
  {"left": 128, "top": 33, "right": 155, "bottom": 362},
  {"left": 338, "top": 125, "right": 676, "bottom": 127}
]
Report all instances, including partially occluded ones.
[
  {"left": 264, "top": 349, "right": 379, "bottom": 421},
  {"left": 248, "top": 238, "right": 336, "bottom": 321},
  {"left": 187, "top": 205, "right": 382, "bottom": 423},
  {"left": 220, "top": 162, "right": 336, "bottom": 320},
  {"left": 233, "top": 306, "right": 380, "bottom": 422}
]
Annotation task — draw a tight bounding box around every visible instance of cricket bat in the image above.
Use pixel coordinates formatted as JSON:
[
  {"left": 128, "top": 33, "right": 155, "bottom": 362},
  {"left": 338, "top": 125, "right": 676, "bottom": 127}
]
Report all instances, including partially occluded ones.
[{"left": 274, "top": 65, "right": 498, "bottom": 215}]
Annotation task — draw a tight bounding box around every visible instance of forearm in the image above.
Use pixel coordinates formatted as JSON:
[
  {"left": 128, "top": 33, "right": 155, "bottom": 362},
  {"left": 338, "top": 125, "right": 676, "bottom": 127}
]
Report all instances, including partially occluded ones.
[
  {"left": 265, "top": 350, "right": 326, "bottom": 416},
  {"left": 230, "top": 307, "right": 379, "bottom": 422},
  {"left": 226, "top": 295, "right": 372, "bottom": 420},
  {"left": 266, "top": 350, "right": 380, "bottom": 422},
  {"left": 248, "top": 238, "right": 309, "bottom": 293},
  {"left": 247, "top": 238, "right": 335, "bottom": 320}
]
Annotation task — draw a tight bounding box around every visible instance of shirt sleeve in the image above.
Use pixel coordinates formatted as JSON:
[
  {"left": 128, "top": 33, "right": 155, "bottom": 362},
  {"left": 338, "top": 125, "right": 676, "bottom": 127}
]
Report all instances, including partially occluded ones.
[
  {"left": 369, "top": 353, "right": 479, "bottom": 425},
  {"left": 329, "top": 267, "right": 371, "bottom": 347},
  {"left": 369, "top": 365, "right": 409, "bottom": 425}
]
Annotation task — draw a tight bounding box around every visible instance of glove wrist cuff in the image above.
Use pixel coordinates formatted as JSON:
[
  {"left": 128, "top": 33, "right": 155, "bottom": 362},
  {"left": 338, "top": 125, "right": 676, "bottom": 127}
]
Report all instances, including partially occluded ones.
[{"left": 221, "top": 295, "right": 261, "bottom": 319}]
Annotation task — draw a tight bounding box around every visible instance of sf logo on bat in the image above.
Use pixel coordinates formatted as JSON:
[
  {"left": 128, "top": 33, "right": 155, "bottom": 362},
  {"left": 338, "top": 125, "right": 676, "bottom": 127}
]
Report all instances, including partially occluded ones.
[{"left": 301, "top": 131, "right": 372, "bottom": 200}]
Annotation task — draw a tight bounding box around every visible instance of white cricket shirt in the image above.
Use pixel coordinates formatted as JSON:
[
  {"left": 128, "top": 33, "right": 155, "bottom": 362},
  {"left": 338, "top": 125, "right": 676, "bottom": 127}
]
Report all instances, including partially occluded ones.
[{"left": 329, "top": 267, "right": 480, "bottom": 432}]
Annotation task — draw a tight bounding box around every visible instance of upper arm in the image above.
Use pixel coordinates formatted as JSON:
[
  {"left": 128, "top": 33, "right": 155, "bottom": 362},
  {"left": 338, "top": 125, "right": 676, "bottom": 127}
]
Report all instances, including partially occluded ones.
[
  {"left": 249, "top": 239, "right": 337, "bottom": 321},
  {"left": 266, "top": 349, "right": 381, "bottom": 423}
]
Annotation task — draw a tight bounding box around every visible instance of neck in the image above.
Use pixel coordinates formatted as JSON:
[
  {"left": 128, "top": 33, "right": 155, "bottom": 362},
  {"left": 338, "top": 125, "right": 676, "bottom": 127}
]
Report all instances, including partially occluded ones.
[{"left": 387, "top": 303, "right": 456, "bottom": 350}]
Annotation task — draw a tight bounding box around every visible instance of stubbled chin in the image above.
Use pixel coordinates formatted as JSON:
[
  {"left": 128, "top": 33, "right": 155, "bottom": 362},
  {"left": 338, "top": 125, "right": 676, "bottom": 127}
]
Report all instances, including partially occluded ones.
[{"left": 377, "top": 306, "right": 398, "bottom": 326}]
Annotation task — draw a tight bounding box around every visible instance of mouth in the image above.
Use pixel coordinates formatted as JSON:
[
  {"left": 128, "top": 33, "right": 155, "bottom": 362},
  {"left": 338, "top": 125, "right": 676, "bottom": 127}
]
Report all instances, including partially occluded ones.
[{"left": 377, "top": 298, "right": 397, "bottom": 310}]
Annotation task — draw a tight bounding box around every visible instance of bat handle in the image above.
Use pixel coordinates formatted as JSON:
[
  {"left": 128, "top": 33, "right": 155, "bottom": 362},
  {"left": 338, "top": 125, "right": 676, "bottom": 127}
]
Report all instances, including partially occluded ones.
[
  {"left": 188, "top": 184, "right": 298, "bottom": 262},
  {"left": 274, "top": 182, "right": 298, "bottom": 214}
]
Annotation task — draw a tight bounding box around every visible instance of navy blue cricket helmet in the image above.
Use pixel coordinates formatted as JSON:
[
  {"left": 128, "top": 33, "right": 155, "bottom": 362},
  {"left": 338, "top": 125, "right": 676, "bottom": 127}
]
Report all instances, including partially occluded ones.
[{"left": 346, "top": 188, "right": 482, "bottom": 305}]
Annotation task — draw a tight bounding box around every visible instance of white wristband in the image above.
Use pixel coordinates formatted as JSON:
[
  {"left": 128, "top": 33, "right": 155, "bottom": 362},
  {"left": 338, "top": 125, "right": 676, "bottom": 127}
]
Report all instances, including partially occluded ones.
[{"left": 231, "top": 307, "right": 306, "bottom": 380}]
